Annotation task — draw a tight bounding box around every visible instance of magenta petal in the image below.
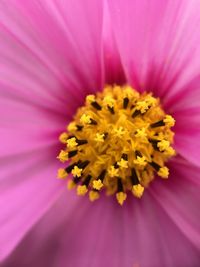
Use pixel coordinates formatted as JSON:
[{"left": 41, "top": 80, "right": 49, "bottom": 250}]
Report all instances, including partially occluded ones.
[
  {"left": 103, "top": 1, "right": 125, "bottom": 85},
  {"left": 4, "top": 169, "right": 200, "bottom": 267},
  {"left": 0, "top": 0, "right": 104, "bottom": 108},
  {"left": 150, "top": 158, "right": 200, "bottom": 249},
  {"left": 0, "top": 147, "right": 64, "bottom": 261},
  {"left": 107, "top": 0, "right": 200, "bottom": 102},
  {"left": 173, "top": 108, "right": 200, "bottom": 167}
]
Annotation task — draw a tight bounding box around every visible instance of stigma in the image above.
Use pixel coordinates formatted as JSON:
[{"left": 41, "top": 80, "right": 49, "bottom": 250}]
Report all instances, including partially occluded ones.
[{"left": 57, "top": 85, "right": 175, "bottom": 205}]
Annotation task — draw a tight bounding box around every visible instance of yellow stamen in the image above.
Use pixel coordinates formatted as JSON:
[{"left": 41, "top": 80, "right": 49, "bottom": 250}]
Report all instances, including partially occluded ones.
[
  {"left": 71, "top": 166, "right": 82, "bottom": 177},
  {"left": 80, "top": 114, "right": 92, "bottom": 124},
  {"left": 59, "top": 132, "right": 68, "bottom": 144},
  {"left": 67, "top": 137, "right": 78, "bottom": 149},
  {"left": 57, "top": 150, "right": 68, "bottom": 163},
  {"left": 117, "top": 158, "right": 128, "bottom": 169},
  {"left": 157, "top": 140, "right": 170, "bottom": 152},
  {"left": 134, "top": 156, "right": 147, "bottom": 167},
  {"left": 103, "top": 95, "right": 115, "bottom": 107},
  {"left": 158, "top": 166, "right": 169, "bottom": 178},
  {"left": 132, "top": 184, "right": 144, "bottom": 198},
  {"left": 86, "top": 94, "right": 95, "bottom": 103},
  {"left": 114, "top": 127, "right": 127, "bottom": 138},
  {"left": 67, "top": 122, "right": 77, "bottom": 132},
  {"left": 164, "top": 147, "right": 176, "bottom": 156},
  {"left": 57, "top": 168, "right": 68, "bottom": 179},
  {"left": 58, "top": 85, "right": 176, "bottom": 205},
  {"left": 67, "top": 180, "right": 76, "bottom": 189},
  {"left": 89, "top": 191, "right": 100, "bottom": 201},
  {"left": 135, "top": 128, "right": 147, "bottom": 138},
  {"left": 108, "top": 166, "right": 119, "bottom": 177},
  {"left": 116, "top": 192, "right": 127, "bottom": 205},
  {"left": 135, "top": 100, "right": 149, "bottom": 113},
  {"left": 77, "top": 185, "right": 88, "bottom": 196},
  {"left": 164, "top": 115, "right": 175, "bottom": 127},
  {"left": 93, "top": 179, "right": 104, "bottom": 190},
  {"left": 94, "top": 133, "right": 105, "bottom": 143}
]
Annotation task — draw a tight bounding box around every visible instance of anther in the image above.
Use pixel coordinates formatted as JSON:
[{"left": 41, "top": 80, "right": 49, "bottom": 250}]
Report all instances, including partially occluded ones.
[
  {"left": 90, "top": 118, "right": 98, "bottom": 125},
  {"left": 91, "top": 101, "right": 102, "bottom": 110},
  {"left": 117, "top": 178, "right": 123, "bottom": 192},
  {"left": 132, "top": 110, "right": 141, "bottom": 118},
  {"left": 150, "top": 120, "right": 165, "bottom": 128},
  {"left": 98, "top": 170, "right": 106, "bottom": 181},
  {"left": 76, "top": 125, "right": 83, "bottom": 131},
  {"left": 65, "top": 161, "right": 81, "bottom": 174},
  {"left": 78, "top": 160, "right": 90, "bottom": 169},
  {"left": 108, "top": 106, "right": 115, "bottom": 114},
  {"left": 149, "top": 161, "right": 160, "bottom": 172},
  {"left": 76, "top": 139, "right": 88, "bottom": 146},
  {"left": 68, "top": 150, "right": 78, "bottom": 158},
  {"left": 130, "top": 168, "right": 139, "bottom": 185},
  {"left": 83, "top": 175, "right": 92, "bottom": 186},
  {"left": 123, "top": 97, "right": 129, "bottom": 109},
  {"left": 116, "top": 180, "right": 127, "bottom": 205}
]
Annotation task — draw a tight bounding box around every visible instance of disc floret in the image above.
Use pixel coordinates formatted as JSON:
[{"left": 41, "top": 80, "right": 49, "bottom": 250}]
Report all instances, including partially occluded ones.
[{"left": 58, "top": 85, "right": 175, "bottom": 205}]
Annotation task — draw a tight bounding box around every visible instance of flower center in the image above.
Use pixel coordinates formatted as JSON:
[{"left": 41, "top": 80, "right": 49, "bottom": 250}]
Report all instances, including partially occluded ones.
[{"left": 57, "top": 85, "right": 175, "bottom": 205}]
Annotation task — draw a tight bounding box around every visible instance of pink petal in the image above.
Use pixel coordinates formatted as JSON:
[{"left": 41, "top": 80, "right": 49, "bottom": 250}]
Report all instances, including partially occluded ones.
[
  {"left": 3, "top": 160, "right": 200, "bottom": 267},
  {"left": 0, "top": 0, "right": 104, "bottom": 112},
  {"left": 150, "top": 158, "right": 200, "bottom": 251},
  {"left": 103, "top": 1, "right": 125, "bottom": 85},
  {"left": 0, "top": 146, "right": 65, "bottom": 261},
  {"left": 173, "top": 108, "right": 200, "bottom": 167},
  {"left": 107, "top": 0, "right": 200, "bottom": 105}
]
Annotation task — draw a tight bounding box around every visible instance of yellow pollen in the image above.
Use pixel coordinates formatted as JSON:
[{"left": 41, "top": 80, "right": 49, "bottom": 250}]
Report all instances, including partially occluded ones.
[
  {"left": 116, "top": 192, "right": 127, "bottom": 206},
  {"left": 71, "top": 166, "right": 82, "bottom": 177},
  {"left": 93, "top": 179, "right": 104, "bottom": 190},
  {"left": 157, "top": 140, "right": 170, "bottom": 152},
  {"left": 58, "top": 85, "right": 176, "bottom": 205},
  {"left": 103, "top": 95, "right": 115, "bottom": 107},
  {"left": 57, "top": 150, "right": 68, "bottom": 163},
  {"left": 67, "top": 137, "right": 78, "bottom": 149},
  {"left": 89, "top": 191, "right": 100, "bottom": 201},
  {"left": 135, "top": 100, "right": 149, "bottom": 113},
  {"left": 135, "top": 128, "right": 147, "bottom": 138},
  {"left": 164, "top": 147, "right": 176, "bottom": 156},
  {"left": 59, "top": 132, "right": 68, "bottom": 144},
  {"left": 164, "top": 115, "right": 175, "bottom": 127},
  {"left": 132, "top": 184, "right": 144, "bottom": 198},
  {"left": 117, "top": 158, "right": 128, "bottom": 168},
  {"left": 57, "top": 168, "right": 68, "bottom": 179},
  {"left": 108, "top": 166, "right": 119, "bottom": 177},
  {"left": 158, "top": 166, "right": 169, "bottom": 178},
  {"left": 77, "top": 185, "right": 88, "bottom": 196},
  {"left": 94, "top": 133, "right": 105, "bottom": 143},
  {"left": 86, "top": 94, "right": 95, "bottom": 103},
  {"left": 134, "top": 156, "right": 147, "bottom": 167},
  {"left": 67, "top": 122, "right": 77, "bottom": 132},
  {"left": 67, "top": 180, "right": 76, "bottom": 189},
  {"left": 80, "top": 114, "right": 92, "bottom": 124},
  {"left": 114, "top": 127, "right": 127, "bottom": 138}
]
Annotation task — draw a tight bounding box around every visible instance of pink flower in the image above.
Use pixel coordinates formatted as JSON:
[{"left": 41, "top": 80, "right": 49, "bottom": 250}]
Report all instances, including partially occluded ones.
[{"left": 1, "top": 0, "right": 200, "bottom": 266}]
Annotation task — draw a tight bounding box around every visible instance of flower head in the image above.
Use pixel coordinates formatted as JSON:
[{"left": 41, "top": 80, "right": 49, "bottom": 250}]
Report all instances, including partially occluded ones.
[{"left": 1, "top": 1, "right": 200, "bottom": 267}]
